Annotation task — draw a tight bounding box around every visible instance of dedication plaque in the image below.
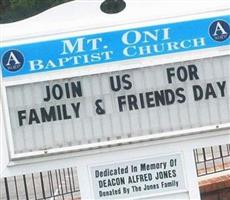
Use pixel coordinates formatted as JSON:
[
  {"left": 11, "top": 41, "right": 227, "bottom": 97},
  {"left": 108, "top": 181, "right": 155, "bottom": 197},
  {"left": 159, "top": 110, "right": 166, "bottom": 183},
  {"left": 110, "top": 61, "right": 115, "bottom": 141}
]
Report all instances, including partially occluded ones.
[{"left": 90, "top": 154, "right": 186, "bottom": 199}]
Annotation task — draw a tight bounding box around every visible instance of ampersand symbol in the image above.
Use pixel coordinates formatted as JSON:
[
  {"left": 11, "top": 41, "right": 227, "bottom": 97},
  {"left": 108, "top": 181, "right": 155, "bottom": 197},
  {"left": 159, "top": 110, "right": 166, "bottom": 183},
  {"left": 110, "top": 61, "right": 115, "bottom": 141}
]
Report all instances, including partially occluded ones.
[{"left": 95, "top": 99, "right": 106, "bottom": 115}]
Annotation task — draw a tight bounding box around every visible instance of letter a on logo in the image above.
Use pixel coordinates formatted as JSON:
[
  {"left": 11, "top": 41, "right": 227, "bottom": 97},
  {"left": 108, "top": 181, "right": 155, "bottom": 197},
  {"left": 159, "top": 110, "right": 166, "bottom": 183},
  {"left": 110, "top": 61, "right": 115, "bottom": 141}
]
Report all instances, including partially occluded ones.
[
  {"left": 2, "top": 50, "right": 24, "bottom": 72},
  {"left": 209, "top": 20, "right": 230, "bottom": 42},
  {"left": 6, "top": 52, "right": 21, "bottom": 66}
]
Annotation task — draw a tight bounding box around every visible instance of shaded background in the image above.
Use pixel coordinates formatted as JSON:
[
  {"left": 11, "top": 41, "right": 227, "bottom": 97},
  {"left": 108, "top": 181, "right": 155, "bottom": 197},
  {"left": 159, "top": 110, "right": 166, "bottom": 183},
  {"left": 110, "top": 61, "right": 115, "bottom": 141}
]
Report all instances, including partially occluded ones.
[{"left": 0, "top": 0, "right": 72, "bottom": 24}]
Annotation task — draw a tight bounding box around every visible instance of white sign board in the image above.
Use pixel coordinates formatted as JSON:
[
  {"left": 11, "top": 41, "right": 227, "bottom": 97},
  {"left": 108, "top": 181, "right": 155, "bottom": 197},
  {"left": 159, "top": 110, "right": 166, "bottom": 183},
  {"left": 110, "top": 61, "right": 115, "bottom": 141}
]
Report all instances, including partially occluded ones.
[
  {"left": 5, "top": 55, "right": 229, "bottom": 158},
  {"left": 90, "top": 153, "right": 186, "bottom": 199}
]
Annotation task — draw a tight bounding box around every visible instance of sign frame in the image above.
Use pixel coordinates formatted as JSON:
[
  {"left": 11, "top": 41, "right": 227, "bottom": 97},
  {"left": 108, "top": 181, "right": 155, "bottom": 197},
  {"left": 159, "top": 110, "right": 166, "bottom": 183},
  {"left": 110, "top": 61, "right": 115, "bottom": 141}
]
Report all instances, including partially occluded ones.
[
  {"left": 1, "top": 8, "right": 230, "bottom": 163},
  {"left": 1, "top": 51, "right": 230, "bottom": 161}
]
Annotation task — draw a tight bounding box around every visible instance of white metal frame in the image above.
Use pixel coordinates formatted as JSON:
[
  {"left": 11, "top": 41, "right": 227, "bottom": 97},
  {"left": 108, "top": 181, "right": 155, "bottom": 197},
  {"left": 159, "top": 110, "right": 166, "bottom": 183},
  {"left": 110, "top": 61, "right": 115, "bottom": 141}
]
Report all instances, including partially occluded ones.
[
  {"left": 1, "top": 3, "right": 229, "bottom": 200},
  {"left": 1, "top": 1, "right": 230, "bottom": 168},
  {"left": 2, "top": 47, "right": 229, "bottom": 161}
]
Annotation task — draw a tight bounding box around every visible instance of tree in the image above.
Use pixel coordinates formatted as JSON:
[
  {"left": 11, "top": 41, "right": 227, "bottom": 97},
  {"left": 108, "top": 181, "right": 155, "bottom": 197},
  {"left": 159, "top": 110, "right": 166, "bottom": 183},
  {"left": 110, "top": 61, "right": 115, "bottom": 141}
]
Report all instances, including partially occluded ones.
[
  {"left": 0, "top": 0, "right": 10, "bottom": 13},
  {"left": 0, "top": 0, "right": 72, "bottom": 23}
]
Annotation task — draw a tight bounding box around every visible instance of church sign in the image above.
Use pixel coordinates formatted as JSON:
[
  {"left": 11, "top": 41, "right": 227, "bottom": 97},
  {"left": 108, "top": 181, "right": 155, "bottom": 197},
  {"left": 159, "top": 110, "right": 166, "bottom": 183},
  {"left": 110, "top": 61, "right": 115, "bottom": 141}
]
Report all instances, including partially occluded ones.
[
  {"left": 1, "top": 16, "right": 229, "bottom": 78},
  {"left": 5, "top": 55, "right": 229, "bottom": 157}
]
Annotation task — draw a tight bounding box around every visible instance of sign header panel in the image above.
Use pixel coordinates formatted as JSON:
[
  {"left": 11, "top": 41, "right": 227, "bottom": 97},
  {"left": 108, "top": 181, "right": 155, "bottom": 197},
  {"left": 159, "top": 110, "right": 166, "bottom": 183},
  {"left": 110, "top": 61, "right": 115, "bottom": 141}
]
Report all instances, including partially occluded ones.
[
  {"left": 6, "top": 55, "right": 229, "bottom": 156},
  {"left": 90, "top": 154, "right": 186, "bottom": 199},
  {"left": 1, "top": 16, "right": 230, "bottom": 77}
]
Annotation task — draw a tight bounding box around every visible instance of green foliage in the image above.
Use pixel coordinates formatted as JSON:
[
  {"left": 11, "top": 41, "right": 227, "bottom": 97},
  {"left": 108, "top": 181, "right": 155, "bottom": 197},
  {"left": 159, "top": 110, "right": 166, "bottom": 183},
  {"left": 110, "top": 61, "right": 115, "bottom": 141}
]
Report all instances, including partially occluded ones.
[
  {"left": 0, "top": 0, "right": 72, "bottom": 23},
  {"left": 10, "top": 0, "right": 37, "bottom": 9}
]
